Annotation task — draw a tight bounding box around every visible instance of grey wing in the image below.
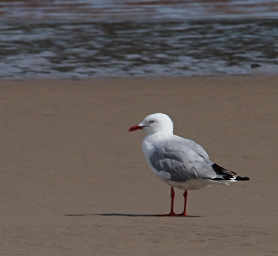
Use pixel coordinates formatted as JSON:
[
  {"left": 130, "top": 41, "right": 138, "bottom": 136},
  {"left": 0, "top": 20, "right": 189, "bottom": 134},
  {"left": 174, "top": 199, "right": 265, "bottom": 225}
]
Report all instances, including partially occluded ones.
[
  {"left": 174, "top": 136, "right": 210, "bottom": 160},
  {"left": 149, "top": 144, "right": 216, "bottom": 182}
]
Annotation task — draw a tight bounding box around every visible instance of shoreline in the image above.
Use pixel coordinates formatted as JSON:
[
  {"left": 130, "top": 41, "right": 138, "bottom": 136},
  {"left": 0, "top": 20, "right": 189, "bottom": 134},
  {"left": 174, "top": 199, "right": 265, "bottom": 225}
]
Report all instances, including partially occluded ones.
[{"left": 0, "top": 72, "right": 277, "bottom": 80}]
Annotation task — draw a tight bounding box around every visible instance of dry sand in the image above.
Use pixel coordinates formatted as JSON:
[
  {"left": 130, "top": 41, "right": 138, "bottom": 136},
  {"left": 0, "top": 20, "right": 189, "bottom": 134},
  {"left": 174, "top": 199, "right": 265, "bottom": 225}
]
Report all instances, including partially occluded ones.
[{"left": 0, "top": 76, "right": 277, "bottom": 255}]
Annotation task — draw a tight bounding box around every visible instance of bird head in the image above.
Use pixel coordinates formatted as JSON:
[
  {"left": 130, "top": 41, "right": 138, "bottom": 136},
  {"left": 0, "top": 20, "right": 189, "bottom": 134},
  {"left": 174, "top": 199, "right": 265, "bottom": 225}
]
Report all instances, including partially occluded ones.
[{"left": 129, "top": 113, "right": 174, "bottom": 136}]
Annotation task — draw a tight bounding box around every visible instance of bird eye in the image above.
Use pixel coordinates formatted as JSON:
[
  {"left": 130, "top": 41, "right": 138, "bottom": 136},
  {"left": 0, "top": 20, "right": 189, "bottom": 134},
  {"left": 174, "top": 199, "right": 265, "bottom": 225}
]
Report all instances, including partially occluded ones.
[{"left": 149, "top": 120, "right": 155, "bottom": 124}]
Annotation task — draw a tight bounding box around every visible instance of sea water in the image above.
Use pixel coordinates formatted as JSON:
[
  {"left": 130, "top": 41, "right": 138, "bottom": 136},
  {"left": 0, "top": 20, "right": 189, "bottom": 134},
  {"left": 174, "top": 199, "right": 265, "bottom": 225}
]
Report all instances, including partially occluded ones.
[{"left": 0, "top": 0, "right": 277, "bottom": 79}]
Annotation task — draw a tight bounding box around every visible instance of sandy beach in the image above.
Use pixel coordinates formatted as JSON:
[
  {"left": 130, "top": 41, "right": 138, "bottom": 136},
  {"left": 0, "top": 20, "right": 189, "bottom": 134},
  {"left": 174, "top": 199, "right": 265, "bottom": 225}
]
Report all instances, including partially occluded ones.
[{"left": 0, "top": 76, "right": 277, "bottom": 255}]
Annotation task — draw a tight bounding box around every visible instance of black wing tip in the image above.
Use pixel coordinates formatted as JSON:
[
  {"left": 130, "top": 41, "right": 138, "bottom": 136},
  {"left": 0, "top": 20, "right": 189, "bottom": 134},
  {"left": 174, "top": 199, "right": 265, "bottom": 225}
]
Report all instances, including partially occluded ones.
[
  {"left": 212, "top": 163, "right": 250, "bottom": 181},
  {"left": 235, "top": 176, "right": 250, "bottom": 181},
  {"left": 212, "top": 163, "right": 236, "bottom": 175}
]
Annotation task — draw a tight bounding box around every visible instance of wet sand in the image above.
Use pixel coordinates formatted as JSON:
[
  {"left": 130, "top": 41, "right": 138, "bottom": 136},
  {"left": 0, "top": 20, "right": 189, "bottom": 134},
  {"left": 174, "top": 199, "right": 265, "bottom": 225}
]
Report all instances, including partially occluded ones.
[{"left": 0, "top": 76, "right": 277, "bottom": 255}]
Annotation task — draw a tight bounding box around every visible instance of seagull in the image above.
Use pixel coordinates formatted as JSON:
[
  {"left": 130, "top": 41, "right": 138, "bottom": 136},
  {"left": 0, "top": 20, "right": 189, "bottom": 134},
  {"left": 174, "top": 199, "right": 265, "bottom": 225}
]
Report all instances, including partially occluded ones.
[{"left": 129, "top": 113, "right": 250, "bottom": 216}]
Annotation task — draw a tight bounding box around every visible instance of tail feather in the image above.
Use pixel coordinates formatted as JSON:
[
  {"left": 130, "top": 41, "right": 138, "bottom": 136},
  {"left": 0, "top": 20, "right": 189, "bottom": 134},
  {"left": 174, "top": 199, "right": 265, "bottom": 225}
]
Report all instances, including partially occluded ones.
[
  {"left": 235, "top": 176, "right": 250, "bottom": 181},
  {"left": 211, "top": 163, "right": 250, "bottom": 181}
]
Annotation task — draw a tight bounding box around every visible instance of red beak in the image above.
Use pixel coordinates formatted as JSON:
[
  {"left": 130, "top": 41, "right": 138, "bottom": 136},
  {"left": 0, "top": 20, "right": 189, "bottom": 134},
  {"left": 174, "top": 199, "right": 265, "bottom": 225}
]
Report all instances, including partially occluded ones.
[{"left": 128, "top": 125, "right": 143, "bottom": 132}]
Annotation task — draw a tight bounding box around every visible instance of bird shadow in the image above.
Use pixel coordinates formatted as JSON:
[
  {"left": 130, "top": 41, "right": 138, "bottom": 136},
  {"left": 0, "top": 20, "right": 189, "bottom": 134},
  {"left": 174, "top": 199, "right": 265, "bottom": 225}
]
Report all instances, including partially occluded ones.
[{"left": 64, "top": 212, "right": 201, "bottom": 218}]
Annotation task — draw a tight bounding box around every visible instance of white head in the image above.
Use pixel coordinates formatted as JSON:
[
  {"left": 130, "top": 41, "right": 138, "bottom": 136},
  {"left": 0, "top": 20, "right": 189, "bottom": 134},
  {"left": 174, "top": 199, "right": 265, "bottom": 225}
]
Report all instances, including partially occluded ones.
[{"left": 129, "top": 113, "right": 174, "bottom": 136}]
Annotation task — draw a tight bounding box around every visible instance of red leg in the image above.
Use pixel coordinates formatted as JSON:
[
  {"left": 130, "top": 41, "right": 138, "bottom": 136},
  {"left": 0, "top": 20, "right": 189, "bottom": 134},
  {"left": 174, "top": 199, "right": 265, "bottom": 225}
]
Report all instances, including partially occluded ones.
[
  {"left": 179, "top": 190, "right": 188, "bottom": 216},
  {"left": 168, "top": 186, "right": 176, "bottom": 216}
]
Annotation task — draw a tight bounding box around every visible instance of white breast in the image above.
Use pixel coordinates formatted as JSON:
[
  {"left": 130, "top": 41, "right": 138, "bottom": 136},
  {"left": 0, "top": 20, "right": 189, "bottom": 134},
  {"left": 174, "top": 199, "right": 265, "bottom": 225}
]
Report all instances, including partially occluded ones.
[{"left": 142, "top": 135, "right": 173, "bottom": 182}]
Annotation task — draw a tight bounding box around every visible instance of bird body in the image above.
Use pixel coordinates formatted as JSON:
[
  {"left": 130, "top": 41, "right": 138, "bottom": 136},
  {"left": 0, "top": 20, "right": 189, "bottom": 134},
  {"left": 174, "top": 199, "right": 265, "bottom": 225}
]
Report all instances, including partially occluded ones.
[
  {"left": 129, "top": 113, "right": 250, "bottom": 216},
  {"left": 142, "top": 133, "right": 216, "bottom": 190}
]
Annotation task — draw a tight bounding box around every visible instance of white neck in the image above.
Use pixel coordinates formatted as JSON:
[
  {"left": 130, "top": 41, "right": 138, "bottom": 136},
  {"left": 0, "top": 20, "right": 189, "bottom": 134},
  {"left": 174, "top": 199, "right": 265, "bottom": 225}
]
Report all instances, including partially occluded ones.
[{"left": 144, "top": 129, "right": 173, "bottom": 141}]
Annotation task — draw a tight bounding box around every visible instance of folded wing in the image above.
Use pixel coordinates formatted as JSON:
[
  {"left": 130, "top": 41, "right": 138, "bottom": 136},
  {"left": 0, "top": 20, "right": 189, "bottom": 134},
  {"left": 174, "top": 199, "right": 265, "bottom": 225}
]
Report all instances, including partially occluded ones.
[{"left": 149, "top": 137, "right": 216, "bottom": 182}]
